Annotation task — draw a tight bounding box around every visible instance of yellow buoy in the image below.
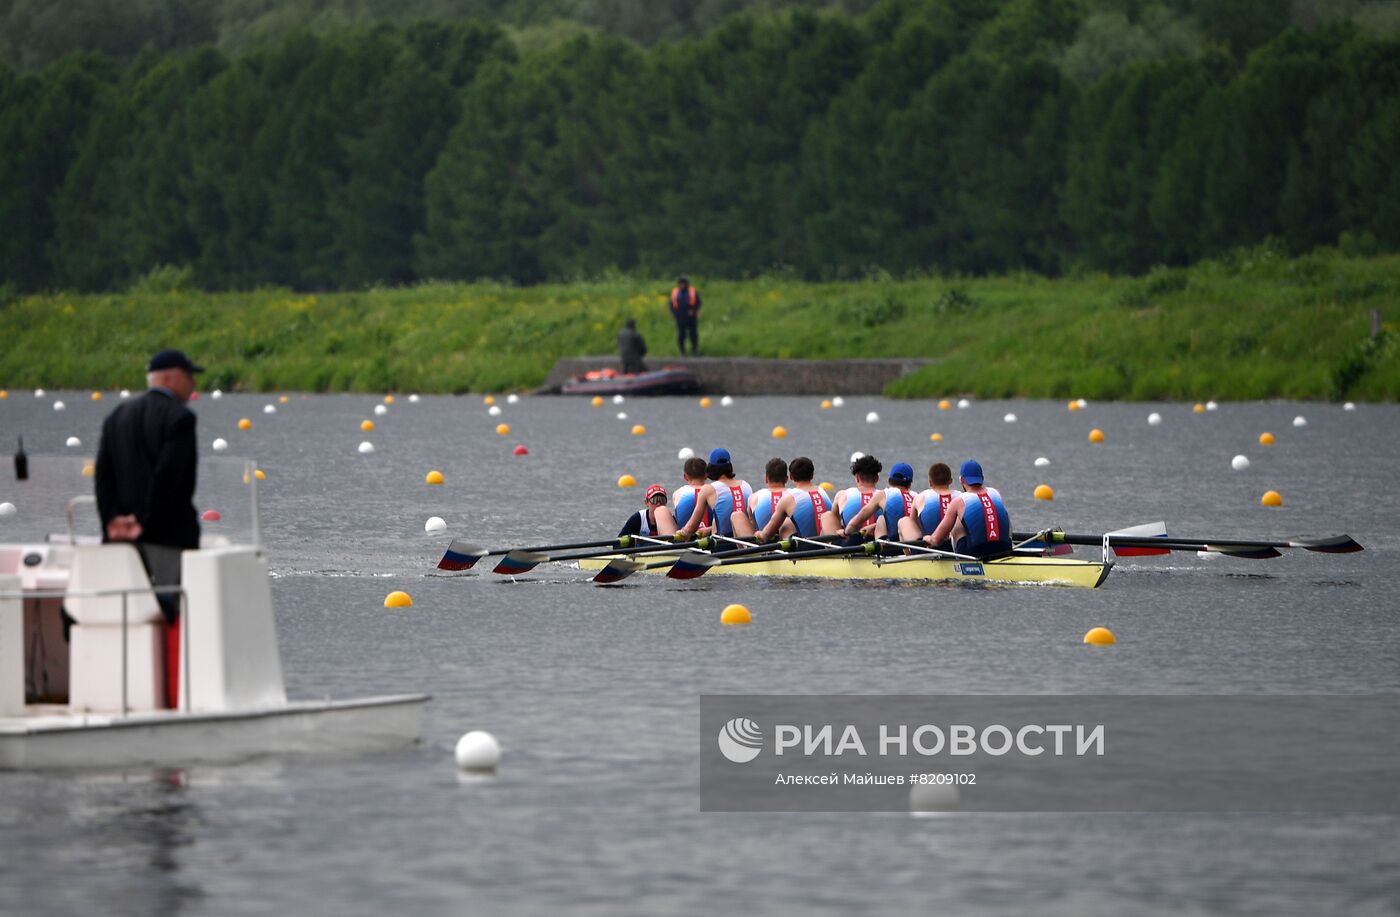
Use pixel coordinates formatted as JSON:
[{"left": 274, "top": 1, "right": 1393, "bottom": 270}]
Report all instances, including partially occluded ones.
[
  {"left": 242, "top": 469, "right": 267, "bottom": 483},
  {"left": 91, "top": 391, "right": 103, "bottom": 401},
  {"left": 1083, "top": 627, "right": 1116, "bottom": 646},
  {"left": 632, "top": 424, "right": 647, "bottom": 436},
  {"left": 720, "top": 603, "right": 751, "bottom": 626},
  {"left": 820, "top": 399, "right": 833, "bottom": 410},
  {"left": 1068, "top": 400, "right": 1080, "bottom": 412},
  {"left": 930, "top": 433, "right": 943, "bottom": 442},
  {"left": 384, "top": 590, "right": 413, "bottom": 608},
  {"left": 495, "top": 423, "right": 510, "bottom": 436},
  {"left": 279, "top": 395, "right": 289, "bottom": 404},
  {"left": 425, "top": 470, "right": 445, "bottom": 485},
  {"left": 618, "top": 474, "right": 637, "bottom": 488},
  {"left": 1261, "top": 490, "right": 1283, "bottom": 507},
  {"left": 591, "top": 395, "right": 604, "bottom": 408},
  {"left": 1088, "top": 428, "right": 1105, "bottom": 443},
  {"left": 772, "top": 425, "right": 788, "bottom": 439},
  {"left": 1034, "top": 484, "right": 1055, "bottom": 501},
  {"left": 1193, "top": 403, "right": 1206, "bottom": 413},
  {"left": 0, "top": 390, "right": 8, "bottom": 399},
  {"left": 238, "top": 418, "right": 252, "bottom": 431},
  {"left": 483, "top": 395, "right": 495, "bottom": 406},
  {"left": 360, "top": 419, "right": 375, "bottom": 432},
  {"left": 384, "top": 394, "right": 395, "bottom": 405},
  {"left": 82, "top": 462, "right": 95, "bottom": 477},
  {"left": 820, "top": 481, "right": 834, "bottom": 492},
  {"left": 699, "top": 397, "right": 713, "bottom": 409},
  {"left": 1259, "top": 432, "right": 1276, "bottom": 445},
  {"left": 938, "top": 399, "right": 951, "bottom": 411}
]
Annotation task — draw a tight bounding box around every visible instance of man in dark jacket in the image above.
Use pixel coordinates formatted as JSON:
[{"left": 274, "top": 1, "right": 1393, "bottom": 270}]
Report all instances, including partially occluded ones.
[
  {"left": 670, "top": 275, "right": 701, "bottom": 355},
  {"left": 617, "top": 318, "right": 648, "bottom": 374},
  {"left": 95, "top": 348, "right": 202, "bottom": 708}
]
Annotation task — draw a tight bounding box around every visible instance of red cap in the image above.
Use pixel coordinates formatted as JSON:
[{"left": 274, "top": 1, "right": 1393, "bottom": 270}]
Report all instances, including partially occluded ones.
[{"left": 645, "top": 484, "right": 668, "bottom": 504}]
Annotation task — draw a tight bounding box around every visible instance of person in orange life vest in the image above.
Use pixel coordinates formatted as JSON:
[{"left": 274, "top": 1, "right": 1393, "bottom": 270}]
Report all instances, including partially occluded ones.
[
  {"left": 916, "top": 462, "right": 958, "bottom": 551},
  {"left": 675, "top": 448, "right": 754, "bottom": 540},
  {"left": 748, "top": 457, "right": 790, "bottom": 534},
  {"left": 840, "top": 461, "right": 921, "bottom": 543},
  {"left": 670, "top": 275, "right": 701, "bottom": 355},
  {"left": 619, "top": 484, "right": 678, "bottom": 538},
  {"left": 924, "top": 460, "right": 1013, "bottom": 559},
  {"left": 753, "top": 457, "right": 839, "bottom": 543}
]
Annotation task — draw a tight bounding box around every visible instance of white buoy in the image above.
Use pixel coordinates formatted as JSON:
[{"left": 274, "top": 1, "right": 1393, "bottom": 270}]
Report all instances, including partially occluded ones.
[
  {"left": 425, "top": 516, "right": 447, "bottom": 533},
  {"left": 488, "top": 405, "right": 502, "bottom": 416},
  {"left": 613, "top": 394, "right": 625, "bottom": 405},
  {"left": 1148, "top": 412, "right": 1162, "bottom": 426},
  {"left": 831, "top": 396, "right": 845, "bottom": 407},
  {"left": 1206, "top": 401, "right": 1219, "bottom": 411},
  {"left": 1076, "top": 398, "right": 1088, "bottom": 409},
  {"left": 506, "top": 394, "right": 519, "bottom": 404},
  {"left": 34, "top": 389, "right": 45, "bottom": 398},
  {"left": 957, "top": 398, "right": 971, "bottom": 409},
  {"left": 1343, "top": 402, "right": 1356, "bottom": 411},
  {"left": 616, "top": 412, "right": 628, "bottom": 420},
  {"left": 1231, "top": 454, "right": 1250, "bottom": 471},
  {"left": 865, "top": 411, "right": 880, "bottom": 423},
  {"left": 263, "top": 404, "right": 277, "bottom": 414},
  {"left": 210, "top": 389, "right": 223, "bottom": 399},
  {"left": 358, "top": 441, "right": 375, "bottom": 454},
  {"left": 52, "top": 400, "right": 65, "bottom": 411},
  {"left": 120, "top": 389, "right": 131, "bottom": 398},
  {"left": 850, "top": 451, "right": 864, "bottom": 463},
  {"left": 65, "top": 436, "right": 81, "bottom": 447},
  {"left": 454, "top": 730, "right": 501, "bottom": 773},
  {"left": 1034, "top": 456, "right": 1050, "bottom": 467},
  {"left": 374, "top": 404, "right": 388, "bottom": 416},
  {"left": 909, "top": 783, "right": 961, "bottom": 813},
  {"left": 0, "top": 502, "right": 16, "bottom": 517},
  {"left": 1293, "top": 415, "right": 1307, "bottom": 428},
  {"left": 1003, "top": 413, "right": 1017, "bottom": 423},
  {"left": 409, "top": 394, "right": 421, "bottom": 403},
  {"left": 720, "top": 395, "right": 734, "bottom": 407},
  {"left": 677, "top": 447, "right": 695, "bottom": 461},
  {"left": 212, "top": 438, "right": 228, "bottom": 451}
]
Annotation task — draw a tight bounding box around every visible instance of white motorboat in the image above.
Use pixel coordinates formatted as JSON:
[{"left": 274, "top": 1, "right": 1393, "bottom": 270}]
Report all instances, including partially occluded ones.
[{"left": 0, "top": 458, "right": 427, "bottom": 770}]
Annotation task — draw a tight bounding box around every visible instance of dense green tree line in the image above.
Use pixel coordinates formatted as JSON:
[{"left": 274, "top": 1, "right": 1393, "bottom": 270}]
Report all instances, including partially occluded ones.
[{"left": 1, "top": 0, "right": 1399, "bottom": 292}]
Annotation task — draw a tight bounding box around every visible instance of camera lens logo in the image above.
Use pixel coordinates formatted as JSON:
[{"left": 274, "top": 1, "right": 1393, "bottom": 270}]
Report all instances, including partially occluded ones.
[{"left": 717, "top": 717, "right": 763, "bottom": 763}]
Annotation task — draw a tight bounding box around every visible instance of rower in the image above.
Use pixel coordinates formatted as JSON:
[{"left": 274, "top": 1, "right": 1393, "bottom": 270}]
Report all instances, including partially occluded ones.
[
  {"left": 749, "top": 457, "right": 790, "bottom": 535},
  {"left": 672, "top": 456, "right": 712, "bottom": 533},
  {"left": 839, "top": 461, "right": 921, "bottom": 544},
  {"left": 754, "top": 456, "right": 838, "bottom": 543},
  {"left": 833, "top": 454, "right": 884, "bottom": 542},
  {"left": 676, "top": 448, "right": 754, "bottom": 540},
  {"left": 923, "top": 460, "right": 1012, "bottom": 559},
  {"left": 618, "top": 484, "right": 678, "bottom": 538},
  {"left": 915, "top": 462, "right": 957, "bottom": 551}
]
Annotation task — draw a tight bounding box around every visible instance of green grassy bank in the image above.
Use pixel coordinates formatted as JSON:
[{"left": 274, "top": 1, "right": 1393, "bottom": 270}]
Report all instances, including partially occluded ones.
[{"left": 2, "top": 246, "right": 1397, "bottom": 400}]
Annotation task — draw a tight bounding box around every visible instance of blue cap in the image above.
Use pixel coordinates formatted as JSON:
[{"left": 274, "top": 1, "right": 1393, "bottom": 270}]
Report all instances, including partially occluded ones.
[
  {"left": 709, "top": 447, "right": 731, "bottom": 464},
  {"left": 959, "top": 460, "right": 984, "bottom": 485},
  {"left": 889, "top": 462, "right": 914, "bottom": 484},
  {"left": 147, "top": 349, "right": 203, "bottom": 374}
]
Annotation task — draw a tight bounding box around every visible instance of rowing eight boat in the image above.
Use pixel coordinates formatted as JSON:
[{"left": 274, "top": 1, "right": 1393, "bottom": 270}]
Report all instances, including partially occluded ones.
[{"left": 576, "top": 551, "right": 1113, "bottom": 588}]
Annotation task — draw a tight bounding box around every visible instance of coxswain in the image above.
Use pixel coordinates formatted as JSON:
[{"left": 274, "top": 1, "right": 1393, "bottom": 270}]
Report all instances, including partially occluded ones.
[
  {"left": 839, "top": 461, "right": 921, "bottom": 543},
  {"left": 924, "top": 460, "right": 1012, "bottom": 559},
  {"left": 749, "top": 457, "right": 790, "bottom": 534},
  {"left": 754, "top": 457, "right": 838, "bottom": 542},
  {"left": 618, "top": 484, "right": 678, "bottom": 538},
  {"left": 672, "top": 456, "right": 712, "bottom": 533},
  {"left": 833, "top": 454, "right": 884, "bottom": 541},
  {"left": 676, "top": 448, "right": 754, "bottom": 540},
  {"left": 915, "top": 462, "right": 958, "bottom": 551}
]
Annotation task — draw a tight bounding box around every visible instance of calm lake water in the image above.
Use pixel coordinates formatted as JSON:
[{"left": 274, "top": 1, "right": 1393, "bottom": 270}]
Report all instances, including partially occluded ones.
[{"left": 1, "top": 390, "right": 1397, "bottom": 915}]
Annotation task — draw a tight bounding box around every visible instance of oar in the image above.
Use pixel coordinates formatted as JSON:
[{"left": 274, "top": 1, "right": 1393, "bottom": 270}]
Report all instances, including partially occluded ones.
[
  {"left": 1011, "top": 522, "right": 1168, "bottom": 556},
  {"left": 592, "top": 539, "right": 795, "bottom": 585},
  {"left": 649, "top": 539, "right": 883, "bottom": 581},
  {"left": 1035, "top": 531, "right": 1363, "bottom": 560},
  {"left": 493, "top": 537, "right": 706, "bottom": 575},
  {"left": 437, "top": 534, "right": 677, "bottom": 570}
]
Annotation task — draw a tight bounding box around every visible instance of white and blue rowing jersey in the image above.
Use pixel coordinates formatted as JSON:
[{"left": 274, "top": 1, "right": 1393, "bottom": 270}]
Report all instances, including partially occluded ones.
[
  {"left": 917, "top": 488, "right": 956, "bottom": 536},
  {"left": 838, "top": 487, "right": 878, "bottom": 531},
  {"left": 673, "top": 485, "right": 710, "bottom": 529},
  {"left": 957, "top": 487, "right": 1010, "bottom": 549},
  {"left": 882, "top": 486, "right": 916, "bottom": 535},
  {"left": 750, "top": 488, "right": 785, "bottom": 530},
  {"left": 791, "top": 488, "right": 831, "bottom": 537},
  {"left": 711, "top": 479, "right": 753, "bottom": 536}
]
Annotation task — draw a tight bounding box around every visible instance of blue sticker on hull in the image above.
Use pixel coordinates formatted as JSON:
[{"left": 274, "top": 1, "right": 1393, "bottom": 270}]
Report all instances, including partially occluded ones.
[{"left": 956, "top": 563, "right": 985, "bottom": 576}]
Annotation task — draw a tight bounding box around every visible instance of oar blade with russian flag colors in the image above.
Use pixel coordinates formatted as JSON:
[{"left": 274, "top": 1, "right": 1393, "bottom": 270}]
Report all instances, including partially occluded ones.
[
  {"left": 592, "top": 557, "right": 644, "bottom": 584},
  {"left": 1199, "top": 543, "right": 1283, "bottom": 559},
  {"left": 665, "top": 551, "right": 721, "bottom": 579},
  {"left": 492, "top": 550, "right": 550, "bottom": 575},
  {"left": 438, "top": 540, "right": 488, "bottom": 571},
  {"left": 1106, "top": 521, "right": 1170, "bottom": 557}
]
